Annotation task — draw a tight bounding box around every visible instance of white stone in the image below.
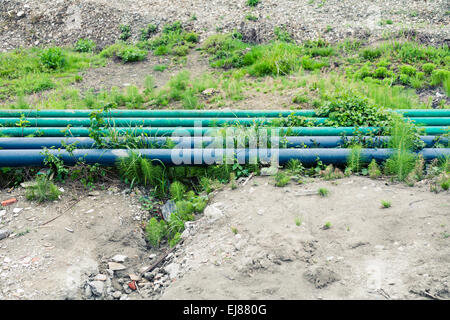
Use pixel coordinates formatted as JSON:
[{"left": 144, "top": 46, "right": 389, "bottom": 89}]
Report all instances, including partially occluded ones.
[
  {"left": 111, "top": 255, "right": 127, "bottom": 263},
  {"left": 164, "top": 263, "right": 180, "bottom": 279},
  {"left": 204, "top": 205, "right": 223, "bottom": 221}
]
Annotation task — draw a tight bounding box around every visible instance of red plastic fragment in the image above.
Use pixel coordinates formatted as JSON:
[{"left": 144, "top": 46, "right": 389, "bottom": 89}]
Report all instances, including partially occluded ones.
[
  {"left": 1, "top": 198, "right": 17, "bottom": 206},
  {"left": 128, "top": 281, "right": 136, "bottom": 291}
]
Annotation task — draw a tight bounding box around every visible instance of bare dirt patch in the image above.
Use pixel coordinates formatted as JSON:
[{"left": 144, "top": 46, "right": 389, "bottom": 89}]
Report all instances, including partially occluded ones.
[
  {"left": 1, "top": 176, "right": 449, "bottom": 300},
  {"left": 159, "top": 176, "right": 450, "bottom": 300}
]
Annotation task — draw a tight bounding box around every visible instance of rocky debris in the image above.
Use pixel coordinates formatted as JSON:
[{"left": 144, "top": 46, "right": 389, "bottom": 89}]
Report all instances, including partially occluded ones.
[
  {"left": 304, "top": 266, "right": 341, "bottom": 289},
  {"left": 1, "top": 0, "right": 448, "bottom": 52},
  {"left": 108, "top": 262, "right": 126, "bottom": 271},
  {"left": 0, "top": 229, "right": 11, "bottom": 240},
  {"left": 164, "top": 263, "right": 180, "bottom": 280},
  {"left": 161, "top": 200, "right": 176, "bottom": 221},
  {"left": 1, "top": 198, "right": 17, "bottom": 206},
  {"left": 204, "top": 204, "right": 223, "bottom": 221},
  {"left": 89, "top": 281, "right": 105, "bottom": 297},
  {"left": 111, "top": 254, "right": 127, "bottom": 263},
  {"left": 260, "top": 166, "right": 278, "bottom": 176},
  {"left": 94, "top": 274, "right": 107, "bottom": 281}
]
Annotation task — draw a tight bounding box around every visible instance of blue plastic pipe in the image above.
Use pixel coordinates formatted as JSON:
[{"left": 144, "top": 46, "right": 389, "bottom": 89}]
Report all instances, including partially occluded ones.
[
  {"left": 0, "top": 148, "right": 448, "bottom": 167},
  {"left": 0, "top": 136, "right": 446, "bottom": 149}
]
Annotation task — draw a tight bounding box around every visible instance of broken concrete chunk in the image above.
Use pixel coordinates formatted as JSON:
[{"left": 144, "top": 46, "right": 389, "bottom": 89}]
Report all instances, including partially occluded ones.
[
  {"left": 94, "top": 274, "right": 107, "bottom": 281},
  {"left": 111, "top": 254, "right": 127, "bottom": 263},
  {"left": 0, "top": 229, "right": 11, "bottom": 240},
  {"left": 89, "top": 281, "right": 105, "bottom": 297},
  {"left": 204, "top": 205, "right": 223, "bottom": 221},
  {"left": 164, "top": 263, "right": 180, "bottom": 279},
  {"left": 161, "top": 200, "right": 176, "bottom": 221},
  {"left": 108, "top": 262, "right": 127, "bottom": 271},
  {"left": 261, "top": 166, "right": 278, "bottom": 176}
]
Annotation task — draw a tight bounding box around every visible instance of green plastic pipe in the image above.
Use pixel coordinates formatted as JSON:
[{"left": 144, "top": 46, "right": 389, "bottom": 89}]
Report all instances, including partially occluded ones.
[
  {"left": 1, "top": 117, "right": 450, "bottom": 127},
  {"left": 1, "top": 109, "right": 449, "bottom": 118},
  {"left": 0, "top": 117, "right": 325, "bottom": 127},
  {"left": 0, "top": 126, "right": 447, "bottom": 137}
]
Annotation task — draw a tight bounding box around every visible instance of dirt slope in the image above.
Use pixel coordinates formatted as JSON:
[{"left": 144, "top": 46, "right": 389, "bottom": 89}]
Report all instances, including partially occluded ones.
[{"left": 1, "top": 0, "right": 449, "bottom": 51}]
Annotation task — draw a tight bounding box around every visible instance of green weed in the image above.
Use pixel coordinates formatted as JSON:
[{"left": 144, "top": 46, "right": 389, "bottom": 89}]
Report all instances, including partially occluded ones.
[
  {"left": 318, "top": 187, "right": 329, "bottom": 197},
  {"left": 25, "top": 176, "right": 61, "bottom": 203},
  {"left": 381, "top": 200, "right": 391, "bottom": 208}
]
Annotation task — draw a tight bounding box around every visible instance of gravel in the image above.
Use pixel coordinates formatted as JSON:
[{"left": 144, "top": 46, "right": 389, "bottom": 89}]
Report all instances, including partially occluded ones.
[{"left": 1, "top": 0, "right": 449, "bottom": 51}]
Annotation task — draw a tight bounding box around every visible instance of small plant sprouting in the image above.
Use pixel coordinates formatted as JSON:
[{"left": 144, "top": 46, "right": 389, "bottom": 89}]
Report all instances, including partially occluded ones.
[
  {"left": 323, "top": 221, "right": 332, "bottom": 230},
  {"left": 318, "top": 187, "right": 329, "bottom": 197},
  {"left": 25, "top": 176, "right": 61, "bottom": 203},
  {"left": 145, "top": 217, "right": 167, "bottom": 247},
  {"left": 368, "top": 159, "right": 381, "bottom": 179},
  {"left": 231, "top": 227, "right": 238, "bottom": 235},
  {"left": 295, "top": 217, "right": 302, "bottom": 226},
  {"left": 381, "top": 200, "right": 391, "bottom": 208},
  {"left": 119, "top": 24, "right": 131, "bottom": 41},
  {"left": 169, "top": 181, "right": 186, "bottom": 202},
  {"left": 247, "top": 0, "right": 260, "bottom": 7},
  {"left": 274, "top": 171, "right": 290, "bottom": 187},
  {"left": 347, "top": 144, "right": 363, "bottom": 173}
]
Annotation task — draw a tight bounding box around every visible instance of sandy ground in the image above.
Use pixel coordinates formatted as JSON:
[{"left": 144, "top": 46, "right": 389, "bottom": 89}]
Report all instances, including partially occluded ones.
[
  {"left": 160, "top": 176, "right": 450, "bottom": 300},
  {"left": 1, "top": 175, "right": 448, "bottom": 300},
  {"left": 0, "top": 183, "right": 152, "bottom": 299}
]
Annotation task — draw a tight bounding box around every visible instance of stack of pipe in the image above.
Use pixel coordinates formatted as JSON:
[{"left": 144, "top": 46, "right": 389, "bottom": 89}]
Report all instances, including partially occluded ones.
[{"left": 0, "top": 109, "right": 448, "bottom": 166}]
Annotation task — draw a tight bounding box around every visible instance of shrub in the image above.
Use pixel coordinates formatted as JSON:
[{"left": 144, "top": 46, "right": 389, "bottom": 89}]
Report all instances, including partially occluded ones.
[
  {"left": 422, "top": 63, "right": 436, "bottom": 74},
  {"left": 140, "top": 24, "right": 157, "bottom": 41},
  {"left": 430, "top": 69, "right": 450, "bottom": 86},
  {"left": 317, "top": 91, "right": 393, "bottom": 127},
  {"left": 373, "top": 67, "right": 389, "bottom": 79},
  {"left": 154, "top": 45, "right": 169, "bottom": 56},
  {"left": 274, "top": 26, "right": 293, "bottom": 43},
  {"left": 40, "top": 47, "right": 66, "bottom": 69},
  {"left": 100, "top": 43, "right": 147, "bottom": 62},
  {"left": 184, "top": 32, "right": 199, "bottom": 43},
  {"left": 163, "top": 21, "right": 183, "bottom": 34},
  {"left": 119, "top": 24, "right": 131, "bottom": 41},
  {"left": 360, "top": 48, "right": 382, "bottom": 61},
  {"left": 74, "top": 38, "right": 96, "bottom": 53},
  {"left": 202, "top": 34, "right": 249, "bottom": 69},
  {"left": 171, "top": 45, "right": 189, "bottom": 56},
  {"left": 118, "top": 46, "right": 147, "bottom": 62},
  {"left": 399, "top": 65, "right": 417, "bottom": 76}
]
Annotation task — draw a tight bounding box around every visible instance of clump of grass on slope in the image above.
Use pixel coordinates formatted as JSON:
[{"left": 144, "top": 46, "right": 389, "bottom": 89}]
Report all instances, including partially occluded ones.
[
  {"left": 139, "top": 21, "right": 198, "bottom": 57},
  {"left": 100, "top": 42, "right": 148, "bottom": 62},
  {"left": 0, "top": 47, "right": 106, "bottom": 100}
]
